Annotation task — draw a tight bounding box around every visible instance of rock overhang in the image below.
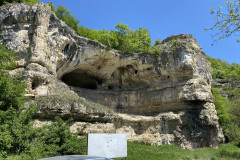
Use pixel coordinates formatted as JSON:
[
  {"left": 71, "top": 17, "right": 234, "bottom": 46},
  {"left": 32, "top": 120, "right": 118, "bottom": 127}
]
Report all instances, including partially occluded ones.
[{"left": 52, "top": 34, "right": 214, "bottom": 114}]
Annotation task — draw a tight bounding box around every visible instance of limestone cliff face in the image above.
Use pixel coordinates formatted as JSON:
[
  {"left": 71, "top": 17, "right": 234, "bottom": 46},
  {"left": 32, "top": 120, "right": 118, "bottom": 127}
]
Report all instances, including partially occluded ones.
[{"left": 0, "top": 3, "right": 224, "bottom": 149}]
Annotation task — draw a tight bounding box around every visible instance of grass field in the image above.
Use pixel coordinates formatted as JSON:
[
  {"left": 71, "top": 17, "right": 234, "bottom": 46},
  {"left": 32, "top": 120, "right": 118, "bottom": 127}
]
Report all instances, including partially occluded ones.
[
  {"left": 114, "top": 142, "right": 240, "bottom": 160},
  {"left": 5, "top": 142, "right": 240, "bottom": 160}
]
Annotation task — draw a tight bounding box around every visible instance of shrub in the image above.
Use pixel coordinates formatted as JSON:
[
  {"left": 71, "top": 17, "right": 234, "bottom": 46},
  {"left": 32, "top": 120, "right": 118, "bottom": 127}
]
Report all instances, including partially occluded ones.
[
  {"left": 150, "top": 45, "right": 162, "bottom": 56},
  {"left": 154, "top": 39, "right": 162, "bottom": 45},
  {"left": 0, "top": 44, "right": 86, "bottom": 159},
  {"left": 212, "top": 88, "right": 240, "bottom": 141},
  {"left": 218, "top": 143, "right": 240, "bottom": 159},
  {"left": 35, "top": 117, "right": 85, "bottom": 156}
]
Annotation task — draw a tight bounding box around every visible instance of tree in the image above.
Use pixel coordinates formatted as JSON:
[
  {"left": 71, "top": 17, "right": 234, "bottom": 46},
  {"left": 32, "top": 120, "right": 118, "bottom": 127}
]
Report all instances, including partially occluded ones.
[
  {"left": 34, "top": 117, "right": 85, "bottom": 157},
  {"left": 77, "top": 22, "right": 152, "bottom": 54},
  {"left": 114, "top": 22, "right": 152, "bottom": 53},
  {"left": 0, "top": 44, "right": 26, "bottom": 111},
  {"left": 128, "top": 28, "right": 152, "bottom": 53},
  {"left": 48, "top": 3, "right": 153, "bottom": 54},
  {"left": 206, "top": 0, "right": 240, "bottom": 42},
  {"left": 212, "top": 88, "right": 240, "bottom": 142},
  {"left": 115, "top": 22, "right": 130, "bottom": 35},
  {"left": 54, "top": 5, "right": 80, "bottom": 31},
  {"left": 0, "top": 44, "right": 31, "bottom": 157},
  {"left": 0, "top": 44, "right": 15, "bottom": 71}
]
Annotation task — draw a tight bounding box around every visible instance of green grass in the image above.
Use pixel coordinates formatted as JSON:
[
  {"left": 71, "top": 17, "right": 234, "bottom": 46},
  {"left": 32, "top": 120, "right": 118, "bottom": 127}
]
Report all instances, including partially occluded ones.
[
  {"left": 5, "top": 142, "right": 240, "bottom": 160},
  {"left": 114, "top": 142, "right": 240, "bottom": 160}
]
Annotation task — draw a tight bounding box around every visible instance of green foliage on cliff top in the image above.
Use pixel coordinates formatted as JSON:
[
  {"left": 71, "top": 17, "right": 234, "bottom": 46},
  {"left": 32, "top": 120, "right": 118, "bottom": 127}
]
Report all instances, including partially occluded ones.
[
  {"left": 49, "top": 4, "right": 152, "bottom": 54},
  {"left": 207, "top": 56, "right": 240, "bottom": 80}
]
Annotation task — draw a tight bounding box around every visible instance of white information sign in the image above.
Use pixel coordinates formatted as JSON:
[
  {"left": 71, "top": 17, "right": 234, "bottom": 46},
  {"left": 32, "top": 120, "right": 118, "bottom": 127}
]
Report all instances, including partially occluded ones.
[{"left": 87, "top": 133, "right": 127, "bottom": 158}]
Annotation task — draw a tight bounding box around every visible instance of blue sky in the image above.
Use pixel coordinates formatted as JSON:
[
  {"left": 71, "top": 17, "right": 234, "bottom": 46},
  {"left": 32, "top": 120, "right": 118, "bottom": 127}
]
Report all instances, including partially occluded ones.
[{"left": 40, "top": 0, "right": 239, "bottom": 64}]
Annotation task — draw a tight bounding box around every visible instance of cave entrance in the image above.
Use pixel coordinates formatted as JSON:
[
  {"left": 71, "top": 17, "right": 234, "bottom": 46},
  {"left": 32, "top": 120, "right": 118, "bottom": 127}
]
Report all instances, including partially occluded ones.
[
  {"left": 61, "top": 70, "right": 100, "bottom": 89},
  {"left": 32, "top": 79, "right": 42, "bottom": 90}
]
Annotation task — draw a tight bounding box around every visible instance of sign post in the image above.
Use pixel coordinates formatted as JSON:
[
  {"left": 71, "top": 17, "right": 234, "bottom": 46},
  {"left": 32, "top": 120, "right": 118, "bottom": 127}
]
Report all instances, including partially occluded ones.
[{"left": 88, "top": 133, "right": 127, "bottom": 159}]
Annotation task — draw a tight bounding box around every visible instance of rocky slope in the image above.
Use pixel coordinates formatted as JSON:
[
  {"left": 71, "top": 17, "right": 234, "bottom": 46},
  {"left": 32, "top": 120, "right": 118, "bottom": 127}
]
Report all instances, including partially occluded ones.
[{"left": 0, "top": 3, "right": 224, "bottom": 149}]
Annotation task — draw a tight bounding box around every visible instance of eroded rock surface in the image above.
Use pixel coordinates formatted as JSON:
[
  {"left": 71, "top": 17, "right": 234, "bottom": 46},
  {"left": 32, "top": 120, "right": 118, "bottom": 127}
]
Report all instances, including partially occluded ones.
[{"left": 0, "top": 3, "right": 224, "bottom": 149}]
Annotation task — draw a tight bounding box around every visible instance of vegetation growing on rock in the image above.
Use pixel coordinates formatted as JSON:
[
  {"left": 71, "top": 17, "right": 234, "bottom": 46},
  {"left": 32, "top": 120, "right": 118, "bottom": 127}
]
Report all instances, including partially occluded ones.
[
  {"left": 209, "top": 56, "right": 240, "bottom": 143},
  {"left": 207, "top": 56, "right": 240, "bottom": 80},
  {"left": 212, "top": 88, "right": 240, "bottom": 142}
]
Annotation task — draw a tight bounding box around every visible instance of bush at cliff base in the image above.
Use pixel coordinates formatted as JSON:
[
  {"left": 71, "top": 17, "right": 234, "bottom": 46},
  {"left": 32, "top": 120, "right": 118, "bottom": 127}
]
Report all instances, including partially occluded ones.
[{"left": 0, "top": 44, "right": 86, "bottom": 159}]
